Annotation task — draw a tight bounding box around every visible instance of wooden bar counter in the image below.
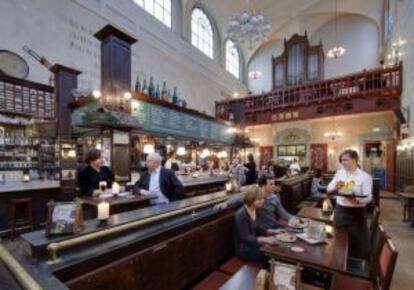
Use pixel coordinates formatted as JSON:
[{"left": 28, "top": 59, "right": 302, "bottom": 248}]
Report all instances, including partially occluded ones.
[{"left": 0, "top": 189, "right": 244, "bottom": 290}]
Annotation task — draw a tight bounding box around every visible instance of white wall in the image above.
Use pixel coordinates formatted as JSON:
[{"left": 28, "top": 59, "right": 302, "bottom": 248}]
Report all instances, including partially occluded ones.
[
  {"left": 247, "top": 14, "right": 380, "bottom": 94},
  {"left": 312, "top": 14, "right": 380, "bottom": 78},
  {"left": 0, "top": 0, "right": 247, "bottom": 115},
  {"left": 386, "top": 0, "right": 414, "bottom": 135}
]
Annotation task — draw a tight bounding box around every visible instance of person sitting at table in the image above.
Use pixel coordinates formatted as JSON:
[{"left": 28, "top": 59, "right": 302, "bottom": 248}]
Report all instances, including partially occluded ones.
[
  {"left": 215, "top": 174, "right": 294, "bottom": 231},
  {"left": 310, "top": 169, "right": 327, "bottom": 198},
  {"left": 133, "top": 152, "right": 184, "bottom": 204},
  {"left": 234, "top": 185, "right": 276, "bottom": 263},
  {"left": 327, "top": 149, "right": 373, "bottom": 259},
  {"left": 77, "top": 149, "right": 114, "bottom": 197},
  {"left": 164, "top": 150, "right": 180, "bottom": 172}
]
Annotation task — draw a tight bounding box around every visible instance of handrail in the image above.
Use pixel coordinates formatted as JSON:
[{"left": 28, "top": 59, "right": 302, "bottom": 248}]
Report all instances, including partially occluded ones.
[
  {"left": 216, "top": 64, "right": 402, "bottom": 120},
  {"left": 0, "top": 244, "right": 43, "bottom": 290},
  {"left": 46, "top": 192, "right": 243, "bottom": 263}
]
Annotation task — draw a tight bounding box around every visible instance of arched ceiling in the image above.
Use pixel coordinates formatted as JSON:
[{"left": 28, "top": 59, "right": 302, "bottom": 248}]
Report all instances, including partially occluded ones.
[{"left": 183, "top": 0, "right": 384, "bottom": 64}]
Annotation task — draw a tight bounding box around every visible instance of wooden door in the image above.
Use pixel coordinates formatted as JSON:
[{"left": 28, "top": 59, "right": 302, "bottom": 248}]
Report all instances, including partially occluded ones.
[
  {"left": 310, "top": 144, "right": 327, "bottom": 172},
  {"left": 260, "top": 146, "right": 273, "bottom": 167},
  {"left": 386, "top": 141, "right": 395, "bottom": 192}
]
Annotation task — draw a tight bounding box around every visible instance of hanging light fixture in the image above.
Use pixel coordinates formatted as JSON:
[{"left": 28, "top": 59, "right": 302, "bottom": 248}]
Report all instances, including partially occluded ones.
[
  {"left": 248, "top": 70, "right": 263, "bottom": 80},
  {"left": 143, "top": 144, "right": 155, "bottom": 154},
  {"left": 177, "top": 146, "right": 186, "bottom": 156},
  {"left": 324, "top": 116, "right": 343, "bottom": 140},
  {"left": 327, "top": 0, "right": 346, "bottom": 59},
  {"left": 226, "top": 0, "right": 272, "bottom": 50}
]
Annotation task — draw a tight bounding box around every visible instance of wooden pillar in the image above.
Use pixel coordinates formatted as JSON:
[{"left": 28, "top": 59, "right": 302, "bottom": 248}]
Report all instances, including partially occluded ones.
[
  {"left": 94, "top": 25, "right": 137, "bottom": 113},
  {"left": 51, "top": 64, "right": 81, "bottom": 200}
]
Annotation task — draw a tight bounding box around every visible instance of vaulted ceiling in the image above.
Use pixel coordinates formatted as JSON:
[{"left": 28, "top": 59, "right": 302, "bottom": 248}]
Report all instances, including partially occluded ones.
[{"left": 183, "top": 0, "right": 384, "bottom": 63}]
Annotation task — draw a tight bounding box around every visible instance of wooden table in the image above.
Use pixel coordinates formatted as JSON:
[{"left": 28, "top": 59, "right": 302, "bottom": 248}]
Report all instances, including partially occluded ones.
[
  {"left": 261, "top": 227, "right": 348, "bottom": 273},
  {"left": 80, "top": 193, "right": 157, "bottom": 215},
  {"left": 398, "top": 191, "right": 414, "bottom": 225},
  {"left": 297, "top": 207, "right": 334, "bottom": 224},
  {"left": 219, "top": 265, "right": 325, "bottom": 290}
]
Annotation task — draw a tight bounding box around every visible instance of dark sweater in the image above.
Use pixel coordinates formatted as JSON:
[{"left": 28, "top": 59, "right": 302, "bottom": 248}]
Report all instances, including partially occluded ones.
[
  {"left": 77, "top": 165, "right": 114, "bottom": 196},
  {"left": 234, "top": 207, "right": 267, "bottom": 251}
]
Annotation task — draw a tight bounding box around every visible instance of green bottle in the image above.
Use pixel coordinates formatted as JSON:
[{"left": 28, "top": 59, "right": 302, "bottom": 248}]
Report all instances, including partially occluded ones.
[{"left": 172, "top": 87, "right": 178, "bottom": 105}]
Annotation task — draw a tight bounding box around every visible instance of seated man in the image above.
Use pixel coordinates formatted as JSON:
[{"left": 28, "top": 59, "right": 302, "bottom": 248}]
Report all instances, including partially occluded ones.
[
  {"left": 133, "top": 152, "right": 184, "bottom": 204},
  {"left": 215, "top": 174, "right": 294, "bottom": 233}
]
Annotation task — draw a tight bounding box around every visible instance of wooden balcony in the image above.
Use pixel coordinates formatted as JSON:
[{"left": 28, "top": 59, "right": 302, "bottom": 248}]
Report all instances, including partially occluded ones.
[{"left": 216, "top": 63, "right": 402, "bottom": 126}]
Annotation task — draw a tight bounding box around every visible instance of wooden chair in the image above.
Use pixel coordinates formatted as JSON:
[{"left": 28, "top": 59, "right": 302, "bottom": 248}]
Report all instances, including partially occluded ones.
[
  {"left": 8, "top": 198, "right": 34, "bottom": 240},
  {"left": 346, "top": 221, "right": 384, "bottom": 278},
  {"left": 332, "top": 233, "right": 398, "bottom": 290}
]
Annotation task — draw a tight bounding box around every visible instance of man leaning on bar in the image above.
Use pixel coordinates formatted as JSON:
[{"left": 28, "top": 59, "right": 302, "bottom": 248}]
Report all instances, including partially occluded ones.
[{"left": 133, "top": 152, "right": 184, "bottom": 205}]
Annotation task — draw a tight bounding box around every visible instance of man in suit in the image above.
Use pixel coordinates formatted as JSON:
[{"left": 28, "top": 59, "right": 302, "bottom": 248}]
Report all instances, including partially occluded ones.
[{"left": 133, "top": 152, "right": 184, "bottom": 204}]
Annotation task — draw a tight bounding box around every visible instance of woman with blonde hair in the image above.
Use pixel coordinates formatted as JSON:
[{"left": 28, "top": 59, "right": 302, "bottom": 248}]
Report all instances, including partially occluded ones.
[{"left": 234, "top": 185, "right": 275, "bottom": 262}]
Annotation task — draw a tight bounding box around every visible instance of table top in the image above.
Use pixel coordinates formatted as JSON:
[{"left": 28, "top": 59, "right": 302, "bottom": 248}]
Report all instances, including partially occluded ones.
[
  {"left": 80, "top": 193, "right": 156, "bottom": 207},
  {"left": 297, "top": 207, "right": 334, "bottom": 224},
  {"left": 220, "top": 265, "right": 259, "bottom": 290},
  {"left": 0, "top": 180, "right": 60, "bottom": 193},
  {"left": 398, "top": 191, "right": 414, "bottom": 199},
  {"left": 261, "top": 226, "right": 348, "bottom": 273}
]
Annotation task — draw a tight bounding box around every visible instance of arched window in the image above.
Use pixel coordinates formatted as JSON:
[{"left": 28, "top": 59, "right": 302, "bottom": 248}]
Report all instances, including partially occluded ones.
[
  {"left": 134, "top": 0, "right": 172, "bottom": 28},
  {"left": 191, "top": 8, "right": 214, "bottom": 58},
  {"left": 225, "top": 40, "right": 240, "bottom": 79}
]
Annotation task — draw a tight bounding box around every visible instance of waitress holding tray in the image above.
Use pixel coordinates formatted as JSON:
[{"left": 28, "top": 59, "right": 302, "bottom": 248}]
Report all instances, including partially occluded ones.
[{"left": 327, "top": 149, "right": 373, "bottom": 259}]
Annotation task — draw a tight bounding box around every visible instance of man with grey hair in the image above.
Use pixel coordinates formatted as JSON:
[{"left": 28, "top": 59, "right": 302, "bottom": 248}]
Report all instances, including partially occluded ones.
[{"left": 133, "top": 152, "right": 184, "bottom": 204}]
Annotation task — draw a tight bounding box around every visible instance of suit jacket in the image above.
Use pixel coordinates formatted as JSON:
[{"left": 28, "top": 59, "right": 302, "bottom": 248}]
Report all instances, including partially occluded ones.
[{"left": 133, "top": 167, "right": 184, "bottom": 201}]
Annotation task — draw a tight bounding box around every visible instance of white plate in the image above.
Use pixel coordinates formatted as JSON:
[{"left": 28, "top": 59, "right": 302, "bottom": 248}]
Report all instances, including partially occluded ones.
[{"left": 275, "top": 233, "right": 297, "bottom": 243}]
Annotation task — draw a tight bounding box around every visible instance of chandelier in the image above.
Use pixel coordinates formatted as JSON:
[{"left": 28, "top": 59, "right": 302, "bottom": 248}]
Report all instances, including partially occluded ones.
[
  {"left": 248, "top": 70, "right": 262, "bottom": 79},
  {"left": 327, "top": 0, "right": 346, "bottom": 59},
  {"left": 324, "top": 117, "right": 343, "bottom": 140},
  {"left": 227, "top": 0, "right": 272, "bottom": 50}
]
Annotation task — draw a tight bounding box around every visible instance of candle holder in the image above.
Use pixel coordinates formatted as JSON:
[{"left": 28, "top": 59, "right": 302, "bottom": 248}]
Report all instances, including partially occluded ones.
[
  {"left": 97, "top": 200, "right": 110, "bottom": 227},
  {"left": 97, "top": 218, "right": 109, "bottom": 227}
]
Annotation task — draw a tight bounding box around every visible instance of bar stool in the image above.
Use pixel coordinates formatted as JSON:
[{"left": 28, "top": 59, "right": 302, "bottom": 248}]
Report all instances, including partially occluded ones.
[{"left": 8, "top": 198, "right": 34, "bottom": 240}]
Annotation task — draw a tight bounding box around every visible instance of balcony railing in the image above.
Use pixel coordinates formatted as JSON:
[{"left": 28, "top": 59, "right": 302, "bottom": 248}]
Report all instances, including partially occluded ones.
[{"left": 216, "top": 64, "right": 402, "bottom": 121}]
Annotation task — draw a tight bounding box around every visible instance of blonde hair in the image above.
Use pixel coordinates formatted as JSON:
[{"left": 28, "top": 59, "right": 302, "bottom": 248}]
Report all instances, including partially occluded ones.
[{"left": 244, "top": 185, "right": 263, "bottom": 206}]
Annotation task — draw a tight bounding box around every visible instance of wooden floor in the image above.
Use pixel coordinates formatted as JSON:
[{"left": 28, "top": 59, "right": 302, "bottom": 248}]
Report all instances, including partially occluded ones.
[{"left": 380, "top": 192, "right": 414, "bottom": 290}]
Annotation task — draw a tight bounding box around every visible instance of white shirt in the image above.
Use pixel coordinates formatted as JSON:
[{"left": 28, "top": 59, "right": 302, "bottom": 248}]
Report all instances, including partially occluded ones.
[
  {"left": 149, "top": 166, "right": 169, "bottom": 204},
  {"left": 289, "top": 162, "right": 301, "bottom": 176},
  {"left": 327, "top": 168, "right": 373, "bottom": 207}
]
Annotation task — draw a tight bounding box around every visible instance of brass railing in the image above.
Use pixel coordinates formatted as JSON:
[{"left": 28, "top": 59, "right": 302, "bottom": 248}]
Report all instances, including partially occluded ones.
[
  {"left": 0, "top": 244, "right": 43, "bottom": 290},
  {"left": 47, "top": 191, "right": 245, "bottom": 263}
]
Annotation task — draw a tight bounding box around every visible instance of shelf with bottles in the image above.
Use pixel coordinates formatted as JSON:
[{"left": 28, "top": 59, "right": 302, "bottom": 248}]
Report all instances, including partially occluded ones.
[{"left": 134, "top": 75, "right": 187, "bottom": 108}]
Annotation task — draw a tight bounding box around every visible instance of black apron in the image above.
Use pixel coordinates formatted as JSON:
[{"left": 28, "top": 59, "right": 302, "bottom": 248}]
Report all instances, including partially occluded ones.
[{"left": 333, "top": 205, "right": 370, "bottom": 259}]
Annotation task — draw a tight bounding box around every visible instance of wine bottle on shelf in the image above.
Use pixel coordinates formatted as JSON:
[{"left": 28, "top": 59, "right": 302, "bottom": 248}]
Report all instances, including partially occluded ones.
[
  {"left": 182, "top": 99, "right": 187, "bottom": 108},
  {"left": 148, "top": 76, "right": 155, "bottom": 97},
  {"left": 172, "top": 87, "right": 178, "bottom": 105},
  {"left": 161, "top": 81, "right": 167, "bottom": 101},
  {"left": 155, "top": 84, "right": 161, "bottom": 99},
  {"left": 167, "top": 89, "right": 172, "bottom": 103},
  {"left": 142, "top": 78, "right": 148, "bottom": 95},
  {"left": 135, "top": 75, "right": 141, "bottom": 93}
]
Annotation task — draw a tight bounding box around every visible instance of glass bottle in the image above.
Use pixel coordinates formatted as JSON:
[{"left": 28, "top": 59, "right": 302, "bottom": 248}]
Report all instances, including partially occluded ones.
[
  {"left": 155, "top": 84, "right": 161, "bottom": 100},
  {"left": 135, "top": 75, "right": 141, "bottom": 93},
  {"left": 167, "top": 89, "right": 172, "bottom": 103},
  {"left": 172, "top": 87, "right": 178, "bottom": 105},
  {"left": 142, "top": 78, "right": 148, "bottom": 95},
  {"left": 161, "top": 81, "right": 167, "bottom": 101},
  {"left": 148, "top": 76, "right": 155, "bottom": 97}
]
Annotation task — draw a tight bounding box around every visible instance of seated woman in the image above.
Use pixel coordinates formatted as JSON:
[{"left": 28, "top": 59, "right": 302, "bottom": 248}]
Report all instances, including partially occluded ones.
[
  {"left": 234, "top": 185, "right": 276, "bottom": 263},
  {"left": 77, "top": 149, "right": 114, "bottom": 196},
  {"left": 310, "top": 169, "right": 327, "bottom": 198}
]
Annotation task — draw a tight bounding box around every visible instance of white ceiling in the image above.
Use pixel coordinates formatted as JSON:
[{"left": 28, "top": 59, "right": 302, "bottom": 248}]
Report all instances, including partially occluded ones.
[{"left": 183, "top": 0, "right": 383, "bottom": 63}]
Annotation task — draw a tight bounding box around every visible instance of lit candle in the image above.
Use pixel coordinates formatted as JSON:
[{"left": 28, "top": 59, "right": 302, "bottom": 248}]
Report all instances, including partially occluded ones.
[
  {"left": 225, "top": 182, "right": 233, "bottom": 192},
  {"left": 97, "top": 201, "right": 110, "bottom": 220},
  {"left": 22, "top": 174, "right": 30, "bottom": 182},
  {"left": 112, "top": 182, "right": 120, "bottom": 194}
]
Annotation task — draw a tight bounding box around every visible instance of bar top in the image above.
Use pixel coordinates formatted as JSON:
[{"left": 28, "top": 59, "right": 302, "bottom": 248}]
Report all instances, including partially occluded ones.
[{"left": 0, "top": 180, "right": 60, "bottom": 193}]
